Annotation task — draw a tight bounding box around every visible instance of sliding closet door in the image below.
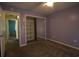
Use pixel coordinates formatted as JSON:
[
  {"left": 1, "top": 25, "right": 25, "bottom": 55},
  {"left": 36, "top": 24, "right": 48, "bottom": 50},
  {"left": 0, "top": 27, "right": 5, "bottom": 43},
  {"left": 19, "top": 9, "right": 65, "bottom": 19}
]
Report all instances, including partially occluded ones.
[
  {"left": 36, "top": 18, "right": 46, "bottom": 39},
  {"left": 26, "top": 17, "right": 36, "bottom": 41}
]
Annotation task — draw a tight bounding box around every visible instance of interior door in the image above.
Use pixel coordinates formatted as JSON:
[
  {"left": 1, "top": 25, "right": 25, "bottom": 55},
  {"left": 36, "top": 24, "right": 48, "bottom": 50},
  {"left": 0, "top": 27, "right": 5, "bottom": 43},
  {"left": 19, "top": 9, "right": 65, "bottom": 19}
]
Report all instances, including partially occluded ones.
[
  {"left": 26, "top": 17, "right": 36, "bottom": 41},
  {"left": 8, "top": 20, "right": 16, "bottom": 37}
]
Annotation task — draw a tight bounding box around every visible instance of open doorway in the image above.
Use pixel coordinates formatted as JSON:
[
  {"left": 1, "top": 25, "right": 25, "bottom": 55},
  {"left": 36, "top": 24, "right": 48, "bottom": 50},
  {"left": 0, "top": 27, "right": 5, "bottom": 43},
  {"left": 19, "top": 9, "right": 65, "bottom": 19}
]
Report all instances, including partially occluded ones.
[
  {"left": 8, "top": 19, "right": 18, "bottom": 39},
  {"left": 8, "top": 20, "right": 16, "bottom": 38},
  {"left": 5, "top": 13, "right": 19, "bottom": 46}
]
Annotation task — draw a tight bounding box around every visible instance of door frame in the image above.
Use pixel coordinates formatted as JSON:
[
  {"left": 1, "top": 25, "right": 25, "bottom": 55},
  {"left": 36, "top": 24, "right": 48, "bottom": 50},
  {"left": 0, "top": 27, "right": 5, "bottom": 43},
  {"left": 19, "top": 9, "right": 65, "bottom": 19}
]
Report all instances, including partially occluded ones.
[
  {"left": 4, "top": 11, "right": 21, "bottom": 46},
  {"left": 25, "top": 14, "right": 46, "bottom": 41},
  {"left": 26, "top": 16, "right": 37, "bottom": 41}
]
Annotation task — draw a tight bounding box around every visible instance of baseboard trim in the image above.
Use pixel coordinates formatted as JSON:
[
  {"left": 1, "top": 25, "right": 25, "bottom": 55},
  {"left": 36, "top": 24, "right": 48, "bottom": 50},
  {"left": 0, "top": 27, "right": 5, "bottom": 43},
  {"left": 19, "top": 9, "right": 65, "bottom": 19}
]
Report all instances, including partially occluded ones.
[
  {"left": 20, "top": 43, "right": 27, "bottom": 47},
  {"left": 46, "top": 38, "right": 79, "bottom": 51}
]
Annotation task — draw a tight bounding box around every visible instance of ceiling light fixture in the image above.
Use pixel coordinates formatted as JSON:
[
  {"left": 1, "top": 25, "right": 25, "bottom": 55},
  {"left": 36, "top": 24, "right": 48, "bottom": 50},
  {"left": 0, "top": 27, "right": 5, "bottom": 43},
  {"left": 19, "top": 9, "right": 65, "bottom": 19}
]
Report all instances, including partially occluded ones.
[{"left": 43, "top": 2, "right": 54, "bottom": 7}]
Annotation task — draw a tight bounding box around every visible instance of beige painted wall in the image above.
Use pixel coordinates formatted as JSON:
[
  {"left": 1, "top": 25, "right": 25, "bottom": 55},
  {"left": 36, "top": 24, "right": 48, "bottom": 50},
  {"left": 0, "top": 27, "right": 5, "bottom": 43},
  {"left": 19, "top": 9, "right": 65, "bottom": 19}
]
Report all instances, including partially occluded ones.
[{"left": 0, "top": 7, "right": 6, "bottom": 56}]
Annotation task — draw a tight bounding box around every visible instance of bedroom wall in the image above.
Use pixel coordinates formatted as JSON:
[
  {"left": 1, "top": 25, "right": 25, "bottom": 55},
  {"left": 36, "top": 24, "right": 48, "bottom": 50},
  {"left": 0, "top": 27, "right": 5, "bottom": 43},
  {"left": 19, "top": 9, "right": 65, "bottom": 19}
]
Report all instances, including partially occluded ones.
[
  {"left": 46, "top": 4, "right": 79, "bottom": 48},
  {"left": 0, "top": 5, "right": 6, "bottom": 56},
  {"left": 0, "top": 4, "right": 45, "bottom": 46},
  {"left": 0, "top": 6, "right": 5, "bottom": 34}
]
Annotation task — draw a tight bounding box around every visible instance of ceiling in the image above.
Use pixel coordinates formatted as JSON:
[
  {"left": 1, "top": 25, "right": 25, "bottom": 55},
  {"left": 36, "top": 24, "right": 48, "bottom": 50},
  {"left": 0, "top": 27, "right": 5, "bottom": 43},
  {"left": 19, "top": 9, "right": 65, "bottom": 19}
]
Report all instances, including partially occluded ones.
[{"left": 1, "top": 2, "right": 79, "bottom": 16}]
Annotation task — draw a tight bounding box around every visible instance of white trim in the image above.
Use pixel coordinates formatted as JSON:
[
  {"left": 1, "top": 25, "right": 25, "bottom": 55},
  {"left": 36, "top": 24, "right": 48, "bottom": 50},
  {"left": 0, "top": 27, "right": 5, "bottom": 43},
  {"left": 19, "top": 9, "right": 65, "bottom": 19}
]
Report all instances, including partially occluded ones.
[
  {"left": 46, "top": 38, "right": 79, "bottom": 50},
  {"left": 25, "top": 14, "right": 46, "bottom": 19},
  {"left": 16, "top": 20, "right": 18, "bottom": 39},
  {"left": 24, "top": 15, "right": 27, "bottom": 46},
  {"left": 4, "top": 11, "right": 20, "bottom": 16},
  {"left": 45, "top": 18, "right": 47, "bottom": 40},
  {"left": 18, "top": 14, "right": 22, "bottom": 47},
  {"left": 19, "top": 43, "right": 27, "bottom": 47}
]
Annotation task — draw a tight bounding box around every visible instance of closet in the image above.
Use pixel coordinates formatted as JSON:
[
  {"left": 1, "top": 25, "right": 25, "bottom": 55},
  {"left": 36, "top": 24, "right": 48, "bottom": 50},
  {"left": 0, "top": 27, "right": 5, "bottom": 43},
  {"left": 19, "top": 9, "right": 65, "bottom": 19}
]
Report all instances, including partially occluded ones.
[{"left": 26, "top": 16, "right": 36, "bottom": 41}]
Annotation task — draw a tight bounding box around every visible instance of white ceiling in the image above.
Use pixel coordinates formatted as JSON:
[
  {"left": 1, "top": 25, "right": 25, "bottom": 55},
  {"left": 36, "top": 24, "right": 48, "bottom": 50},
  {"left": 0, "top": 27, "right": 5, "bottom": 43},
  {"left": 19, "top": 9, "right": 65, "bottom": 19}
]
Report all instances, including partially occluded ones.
[{"left": 1, "top": 2, "right": 79, "bottom": 16}]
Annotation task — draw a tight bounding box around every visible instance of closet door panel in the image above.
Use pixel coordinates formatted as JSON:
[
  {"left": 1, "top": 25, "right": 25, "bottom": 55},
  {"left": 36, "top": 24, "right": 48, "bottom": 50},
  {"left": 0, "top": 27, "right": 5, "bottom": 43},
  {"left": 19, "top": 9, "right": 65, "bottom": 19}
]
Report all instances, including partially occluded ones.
[{"left": 26, "top": 17, "right": 35, "bottom": 41}]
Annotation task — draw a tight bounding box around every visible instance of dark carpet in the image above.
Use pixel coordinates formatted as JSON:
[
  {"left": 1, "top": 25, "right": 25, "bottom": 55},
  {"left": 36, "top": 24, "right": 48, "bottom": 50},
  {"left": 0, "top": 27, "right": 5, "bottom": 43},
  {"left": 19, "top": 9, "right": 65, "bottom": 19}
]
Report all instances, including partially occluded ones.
[{"left": 5, "top": 39, "right": 79, "bottom": 57}]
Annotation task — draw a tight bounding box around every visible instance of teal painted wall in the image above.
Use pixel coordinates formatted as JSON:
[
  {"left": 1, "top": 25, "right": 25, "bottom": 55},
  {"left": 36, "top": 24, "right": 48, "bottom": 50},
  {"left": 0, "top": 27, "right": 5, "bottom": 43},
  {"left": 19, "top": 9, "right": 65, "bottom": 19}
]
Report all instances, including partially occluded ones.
[{"left": 8, "top": 20, "right": 16, "bottom": 37}]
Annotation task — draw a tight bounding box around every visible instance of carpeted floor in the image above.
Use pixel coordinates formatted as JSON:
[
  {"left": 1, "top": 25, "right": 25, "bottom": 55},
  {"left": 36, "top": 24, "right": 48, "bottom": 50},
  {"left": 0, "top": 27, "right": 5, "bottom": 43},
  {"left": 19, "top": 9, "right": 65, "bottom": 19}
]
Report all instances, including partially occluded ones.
[{"left": 5, "top": 39, "right": 79, "bottom": 57}]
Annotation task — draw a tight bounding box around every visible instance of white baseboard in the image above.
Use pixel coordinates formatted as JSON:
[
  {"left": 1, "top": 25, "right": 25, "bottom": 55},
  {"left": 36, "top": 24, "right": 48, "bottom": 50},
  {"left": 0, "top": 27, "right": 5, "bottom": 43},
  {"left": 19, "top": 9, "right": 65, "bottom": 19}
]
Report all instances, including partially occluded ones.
[
  {"left": 46, "top": 38, "right": 79, "bottom": 50},
  {"left": 19, "top": 43, "right": 27, "bottom": 47}
]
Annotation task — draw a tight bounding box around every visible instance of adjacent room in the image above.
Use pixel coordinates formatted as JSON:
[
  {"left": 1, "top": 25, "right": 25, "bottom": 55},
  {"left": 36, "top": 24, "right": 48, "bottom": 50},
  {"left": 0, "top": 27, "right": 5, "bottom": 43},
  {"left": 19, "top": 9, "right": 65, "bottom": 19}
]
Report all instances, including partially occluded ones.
[{"left": 0, "top": 2, "right": 79, "bottom": 57}]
